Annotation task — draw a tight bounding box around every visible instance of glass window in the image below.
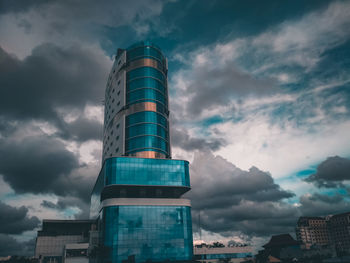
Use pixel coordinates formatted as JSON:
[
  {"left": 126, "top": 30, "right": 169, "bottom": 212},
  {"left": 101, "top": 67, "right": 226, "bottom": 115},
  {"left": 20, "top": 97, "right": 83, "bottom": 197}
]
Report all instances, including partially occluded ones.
[
  {"left": 102, "top": 205, "right": 193, "bottom": 263},
  {"left": 127, "top": 67, "right": 165, "bottom": 83},
  {"left": 125, "top": 135, "right": 168, "bottom": 154},
  {"left": 101, "top": 157, "right": 190, "bottom": 187},
  {"left": 127, "top": 77, "right": 166, "bottom": 94},
  {"left": 126, "top": 123, "right": 167, "bottom": 139},
  {"left": 126, "top": 111, "right": 167, "bottom": 128},
  {"left": 127, "top": 46, "right": 164, "bottom": 64},
  {"left": 127, "top": 88, "right": 166, "bottom": 105}
]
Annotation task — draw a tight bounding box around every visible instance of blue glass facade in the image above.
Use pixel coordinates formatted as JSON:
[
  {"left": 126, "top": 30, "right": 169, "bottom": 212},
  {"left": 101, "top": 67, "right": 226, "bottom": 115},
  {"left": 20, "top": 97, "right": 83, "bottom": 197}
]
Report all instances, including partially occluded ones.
[
  {"left": 91, "top": 42, "right": 193, "bottom": 263},
  {"left": 126, "top": 42, "right": 166, "bottom": 64},
  {"left": 90, "top": 157, "right": 191, "bottom": 218},
  {"left": 103, "top": 206, "right": 193, "bottom": 263},
  {"left": 125, "top": 42, "right": 170, "bottom": 158}
]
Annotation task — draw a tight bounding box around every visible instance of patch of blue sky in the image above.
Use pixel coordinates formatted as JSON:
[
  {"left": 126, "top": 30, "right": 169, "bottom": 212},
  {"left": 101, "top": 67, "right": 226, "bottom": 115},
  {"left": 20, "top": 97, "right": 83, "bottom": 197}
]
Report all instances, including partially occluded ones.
[
  {"left": 320, "top": 188, "right": 349, "bottom": 198},
  {"left": 62, "top": 207, "right": 81, "bottom": 219},
  {"left": 295, "top": 169, "right": 316, "bottom": 178},
  {"left": 2, "top": 191, "right": 21, "bottom": 201},
  {"left": 337, "top": 188, "right": 349, "bottom": 196},
  {"left": 200, "top": 115, "right": 224, "bottom": 127}
]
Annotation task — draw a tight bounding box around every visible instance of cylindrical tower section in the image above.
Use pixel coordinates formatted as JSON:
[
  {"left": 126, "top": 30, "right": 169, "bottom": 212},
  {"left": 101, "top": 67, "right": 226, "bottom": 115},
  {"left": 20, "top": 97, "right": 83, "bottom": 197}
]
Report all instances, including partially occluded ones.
[{"left": 124, "top": 42, "right": 170, "bottom": 159}]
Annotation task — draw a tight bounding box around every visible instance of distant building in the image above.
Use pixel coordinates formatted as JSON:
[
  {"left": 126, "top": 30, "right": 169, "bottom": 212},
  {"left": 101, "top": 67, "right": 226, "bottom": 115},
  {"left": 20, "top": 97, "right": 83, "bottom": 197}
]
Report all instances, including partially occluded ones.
[
  {"left": 194, "top": 244, "right": 253, "bottom": 263},
  {"left": 34, "top": 220, "right": 94, "bottom": 263},
  {"left": 296, "top": 216, "right": 330, "bottom": 249},
  {"left": 328, "top": 212, "right": 350, "bottom": 255},
  {"left": 296, "top": 211, "right": 350, "bottom": 255}
]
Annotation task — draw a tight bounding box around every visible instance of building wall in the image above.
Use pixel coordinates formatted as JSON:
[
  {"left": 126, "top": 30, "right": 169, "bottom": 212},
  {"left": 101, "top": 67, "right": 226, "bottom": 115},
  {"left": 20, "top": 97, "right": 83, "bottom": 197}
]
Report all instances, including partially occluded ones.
[
  {"left": 328, "top": 212, "right": 350, "bottom": 253},
  {"left": 63, "top": 243, "right": 89, "bottom": 263},
  {"left": 296, "top": 217, "right": 329, "bottom": 249},
  {"left": 35, "top": 235, "right": 85, "bottom": 258},
  {"left": 103, "top": 51, "right": 126, "bottom": 161},
  {"left": 102, "top": 42, "right": 170, "bottom": 162},
  {"left": 102, "top": 205, "right": 193, "bottom": 263},
  {"left": 296, "top": 213, "right": 350, "bottom": 253}
]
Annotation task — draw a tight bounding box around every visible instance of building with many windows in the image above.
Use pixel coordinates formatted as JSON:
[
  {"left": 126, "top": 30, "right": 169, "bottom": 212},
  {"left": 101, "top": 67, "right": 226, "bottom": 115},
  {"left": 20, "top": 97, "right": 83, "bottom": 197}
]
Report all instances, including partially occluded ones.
[
  {"left": 90, "top": 42, "right": 193, "bottom": 263},
  {"left": 296, "top": 212, "right": 350, "bottom": 255},
  {"left": 328, "top": 212, "right": 350, "bottom": 254},
  {"left": 296, "top": 217, "right": 330, "bottom": 249}
]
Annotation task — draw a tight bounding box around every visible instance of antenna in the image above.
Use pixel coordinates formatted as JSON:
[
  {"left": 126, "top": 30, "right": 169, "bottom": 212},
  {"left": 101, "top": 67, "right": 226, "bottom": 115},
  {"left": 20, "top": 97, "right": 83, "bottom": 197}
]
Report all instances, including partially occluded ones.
[{"left": 199, "top": 211, "right": 202, "bottom": 241}]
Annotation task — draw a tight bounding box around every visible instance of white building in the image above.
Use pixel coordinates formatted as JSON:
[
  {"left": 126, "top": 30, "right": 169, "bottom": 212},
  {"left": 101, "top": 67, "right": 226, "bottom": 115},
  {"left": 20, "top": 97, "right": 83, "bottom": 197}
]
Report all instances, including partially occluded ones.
[
  {"left": 35, "top": 220, "right": 94, "bottom": 263},
  {"left": 194, "top": 245, "right": 253, "bottom": 263}
]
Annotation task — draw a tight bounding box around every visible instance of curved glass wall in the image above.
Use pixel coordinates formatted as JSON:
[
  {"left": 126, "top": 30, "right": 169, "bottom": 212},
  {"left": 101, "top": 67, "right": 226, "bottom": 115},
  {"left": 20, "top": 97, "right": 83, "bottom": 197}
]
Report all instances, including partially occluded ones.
[
  {"left": 128, "top": 77, "right": 166, "bottom": 93},
  {"left": 126, "top": 123, "right": 167, "bottom": 138},
  {"left": 102, "top": 206, "right": 193, "bottom": 263},
  {"left": 126, "top": 135, "right": 167, "bottom": 155},
  {"left": 126, "top": 111, "right": 169, "bottom": 156},
  {"left": 127, "top": 45, "right": 165, "bottom": 64},
  {"left": 126, "top": 111, "right": 167, "bottom": 128},
  {"left": 125, "top": 42, "right": 169, "bottom": 158},
  {"left": 127, "top": 88, "right": 167, "bottom": 106},
  {"left": 127, "top": 67, "right": 165, "bottom": 84}
]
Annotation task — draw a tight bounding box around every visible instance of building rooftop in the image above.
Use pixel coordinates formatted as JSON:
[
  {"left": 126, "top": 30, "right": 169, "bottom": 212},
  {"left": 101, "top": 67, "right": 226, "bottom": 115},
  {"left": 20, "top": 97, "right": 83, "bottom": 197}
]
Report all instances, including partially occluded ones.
[
  {"left": 263, "top": 234, "right": 299, "bottom": 248},
  {"left": 38, "top": 219, "right": 95, "bottom": 237}
]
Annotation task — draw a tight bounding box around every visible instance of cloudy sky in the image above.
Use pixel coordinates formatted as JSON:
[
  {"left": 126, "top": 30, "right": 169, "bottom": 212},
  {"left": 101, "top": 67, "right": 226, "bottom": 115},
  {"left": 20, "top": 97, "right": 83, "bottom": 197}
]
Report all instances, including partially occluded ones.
[{"left": 1, "top": 0, "right": 350, "bottom": 256}]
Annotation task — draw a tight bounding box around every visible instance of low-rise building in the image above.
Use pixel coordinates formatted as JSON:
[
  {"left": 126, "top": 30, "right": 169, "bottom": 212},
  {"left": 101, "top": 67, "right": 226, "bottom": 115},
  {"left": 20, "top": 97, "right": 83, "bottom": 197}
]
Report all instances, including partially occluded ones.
[
  {"left": 35, "top": 220, "right": 94, "bottom": 263},
  {"left": 194, "top": 244, "right": 253, "bottom": 263}
]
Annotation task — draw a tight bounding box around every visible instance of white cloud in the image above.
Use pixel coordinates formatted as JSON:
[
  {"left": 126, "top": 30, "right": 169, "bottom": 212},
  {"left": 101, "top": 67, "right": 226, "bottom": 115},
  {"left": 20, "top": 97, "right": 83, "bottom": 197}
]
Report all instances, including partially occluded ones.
[
  {"left": 252, "top": 1, "right": 350, "bottom": 70},
  {"left": 168, "top": 0, "right": 350, "bottom": 186},
  {"left": 214, "top": 116, "right": 350, "bottom": 179}
]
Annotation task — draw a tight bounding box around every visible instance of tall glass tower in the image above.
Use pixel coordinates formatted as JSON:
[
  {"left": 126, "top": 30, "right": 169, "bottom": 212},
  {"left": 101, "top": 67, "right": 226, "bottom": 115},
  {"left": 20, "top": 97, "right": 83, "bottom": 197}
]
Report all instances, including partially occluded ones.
[{"left": 90, "top": 42, "right": 193, "bottom": 263}]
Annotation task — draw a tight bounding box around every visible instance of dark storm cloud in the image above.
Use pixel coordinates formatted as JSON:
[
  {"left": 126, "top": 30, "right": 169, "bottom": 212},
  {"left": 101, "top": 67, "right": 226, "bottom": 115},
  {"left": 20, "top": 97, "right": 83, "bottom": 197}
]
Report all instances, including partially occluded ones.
[
  {"left": 185, "top": 151, "right": 297, "bottom": 236},
  {"left": 0, "top": 127, "right": 98, "bottom": 203},
  {"left": 0, "top": 129, "right": 99, "bottom": 219},
  {"left": 0, "top": 0, "right": 51, "bottom": 14},
  {"left": 186, "top": 152, "right": 350, "bottom": 237},
  {"left": 41, "top": 196, "right": 91, "bottom": 219},
  {"left": 195, "top": 203, "right": 298, "bottom": 237},
  {"left": 0, "top": 44, "right": 109, "bottom": 122},
  {"left": 0, "top": 201, "right": 40, "bottom": 234},
  {"left": 0, "top": 234, "right": 35, "bottom": 257},
  {"left": 299, "top": 192, "right": 350, "bottom": 216},
  {"left": 188, "top": 152, "right": 294, "bottom": 210},
  {"left": 0, "top": 134, "right": 79, "bottom": 194},
  {"left": 304, "top": 156, "right": 350, "bottom": 188},
  {"left": 59, "top": 116, "right": 103, "bottom": 142},
  {"left": 171, "top": 127, "right": 225, "bottom": 151},
  {"left": 184, "top": 62, "right": 278, "bottom": 116},
  {"left": 41, "top": 200, "right": 58, "bottom": 209},
  {"left": 0, "top": 40, "right": 106, "bottom": 223}
]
